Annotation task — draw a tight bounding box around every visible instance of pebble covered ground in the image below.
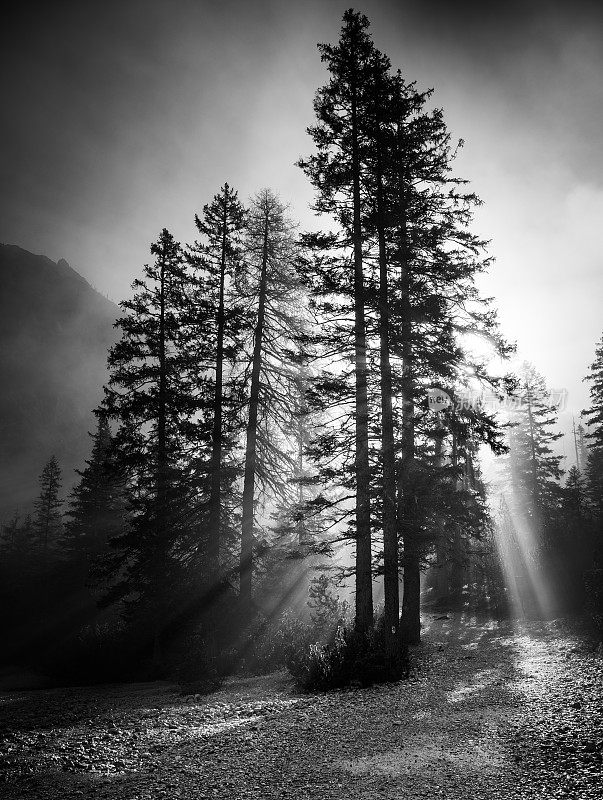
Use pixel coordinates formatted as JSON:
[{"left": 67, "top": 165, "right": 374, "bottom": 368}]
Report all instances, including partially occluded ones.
[{"left": 1, "top": 614, "right": 601, "bottom": 799}]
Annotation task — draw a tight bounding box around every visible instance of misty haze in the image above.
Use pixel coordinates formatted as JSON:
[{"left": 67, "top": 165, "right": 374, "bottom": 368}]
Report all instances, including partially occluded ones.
[{"left": 1, "top": 3, "right": 602, "bottom": 799}]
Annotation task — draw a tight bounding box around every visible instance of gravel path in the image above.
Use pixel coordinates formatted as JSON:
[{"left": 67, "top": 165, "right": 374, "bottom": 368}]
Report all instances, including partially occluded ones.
[{"left": 1, "top": 614, "right": 601, "bottom": 799}]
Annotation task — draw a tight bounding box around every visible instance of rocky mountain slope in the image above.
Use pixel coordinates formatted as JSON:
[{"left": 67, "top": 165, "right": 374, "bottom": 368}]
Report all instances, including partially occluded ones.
[{"left": 0, "top": 244, "right": 119, "bottom": 519}]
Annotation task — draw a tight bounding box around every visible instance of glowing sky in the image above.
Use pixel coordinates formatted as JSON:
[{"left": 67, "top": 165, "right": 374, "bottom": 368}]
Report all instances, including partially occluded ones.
[{"left": 2, "top": 0, "right": 602, "bottom": 426}]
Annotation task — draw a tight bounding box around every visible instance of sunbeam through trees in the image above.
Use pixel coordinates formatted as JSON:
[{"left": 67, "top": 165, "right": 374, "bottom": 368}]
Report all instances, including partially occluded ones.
[{"left": 1, "top": 6, "right": 602, "bottom": 800}]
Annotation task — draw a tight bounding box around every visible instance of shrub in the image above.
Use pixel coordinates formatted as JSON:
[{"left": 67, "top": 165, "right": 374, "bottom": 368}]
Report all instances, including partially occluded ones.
[
  {"left": 239, "top": 611, "right": 314, "bottom": 674},
  {"left": 171, "top": 631, "right": 224, "bottom": 694},
  {"left": 584, "top": 568, "right": 603, "bottom": 636},
  {"left": 286, "top": 614, "right": 408, "bottom": 692},
  {"left": 308, "top": 574, "right": 341, "bottom": 628},
  {"left": 41, "top": 618, "right": 144, "bottom": 685},
  {"left": 239, "top": 580, "right": 352, "bottom": 675}
]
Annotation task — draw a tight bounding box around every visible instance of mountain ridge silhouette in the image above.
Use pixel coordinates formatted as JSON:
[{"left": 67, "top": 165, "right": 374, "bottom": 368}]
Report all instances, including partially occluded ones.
[{"left": 0, "top": 244, "right": 119, "bottom": 520}]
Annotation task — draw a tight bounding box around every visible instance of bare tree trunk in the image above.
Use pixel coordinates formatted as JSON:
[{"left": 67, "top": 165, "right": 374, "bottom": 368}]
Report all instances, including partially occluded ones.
[
  {"left": 154, "top": 244, "right": 168, "bottom": 667},
  {"left": 240, "top": 204, "right": 269, "bottom": 622},
  {"left": 399, "top": 396, "right": 420, "bottom": 644},
  {"left": 375, "top": 111, "right": 401, "bottom": 672},
  {"left": 207, "top": 189, "right": 229, "bottom": 580},
  {"left": 350, "top": 50, "right": 373, "bottom": 636},
  {"left": 433, "top": 425, "right": 449, "bottom": 603},
  {"left": 448, "top": 427, "right": 464, "bottom": 606},
  {"left": 295, "top": 370, "right": 311, "bottom": 608},
  {"left": 395, "top": 134, "right": 420, "bottom": 645}
]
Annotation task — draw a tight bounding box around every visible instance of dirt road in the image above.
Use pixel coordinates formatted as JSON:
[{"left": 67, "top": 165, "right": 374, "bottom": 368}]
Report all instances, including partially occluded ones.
[{"left": 1, "top": 615, "right": 601, "bottom": 799}]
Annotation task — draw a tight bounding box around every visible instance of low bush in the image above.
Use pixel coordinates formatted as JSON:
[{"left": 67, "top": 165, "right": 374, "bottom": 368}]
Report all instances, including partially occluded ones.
[
  {"left": 40, "top": 618, "right": 144, "bottom": 685},
  {"left": 240, "top": 611, "right": 314, "bottom": 674},
  {"left": 286, "top": 614, "right": 408, "bottom": 692},
  {"left": 238, "top": 577, "right": 351, "bottom": 675},
  {"left": 170, "top": 631, "right": 225, "bottom": 694},
  {"left": 584, "top": 568, "right": 603, "bottom": 636}
]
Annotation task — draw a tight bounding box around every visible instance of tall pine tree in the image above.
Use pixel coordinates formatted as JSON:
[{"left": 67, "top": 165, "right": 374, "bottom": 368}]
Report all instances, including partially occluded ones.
[
  {"left": 300, "top": 10, "right": 509, "bottom": 647},
  {"left": 298, "top": 10, "right": 380, "bottom": 636},
  {"left": 583, "top": 333, "right": 603, "bottom": 523},
  {"left": 238, "top": 189, "right": 303, "bottom": 620},
  {"left": 102, "top": 229, "right": 200, "bottom": 653},
  {"left": 63, "top": 415, "right": 126, "bottom": 573},
  {"left": 34, "top": 455, "right": 63, "bottom": 558},
  {"left": 190, "top": 184, "right": 247, "bottom": 585}
]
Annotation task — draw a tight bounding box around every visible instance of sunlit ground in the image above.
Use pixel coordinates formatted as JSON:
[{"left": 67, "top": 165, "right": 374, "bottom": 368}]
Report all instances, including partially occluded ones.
[{"left": 3, "top": 612, "right": 601, "bottom": 799}]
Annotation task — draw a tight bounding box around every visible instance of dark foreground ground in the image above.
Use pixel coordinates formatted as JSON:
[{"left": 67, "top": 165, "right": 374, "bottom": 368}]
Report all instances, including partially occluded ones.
[{"left": 1, "top": 614, "right": 602, "bottom": 799}]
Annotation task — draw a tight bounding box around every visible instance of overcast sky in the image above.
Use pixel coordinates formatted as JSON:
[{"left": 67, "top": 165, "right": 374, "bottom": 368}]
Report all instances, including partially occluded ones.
[{"left": 2, "top": 0, "right": 602, "bottom": 432}]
